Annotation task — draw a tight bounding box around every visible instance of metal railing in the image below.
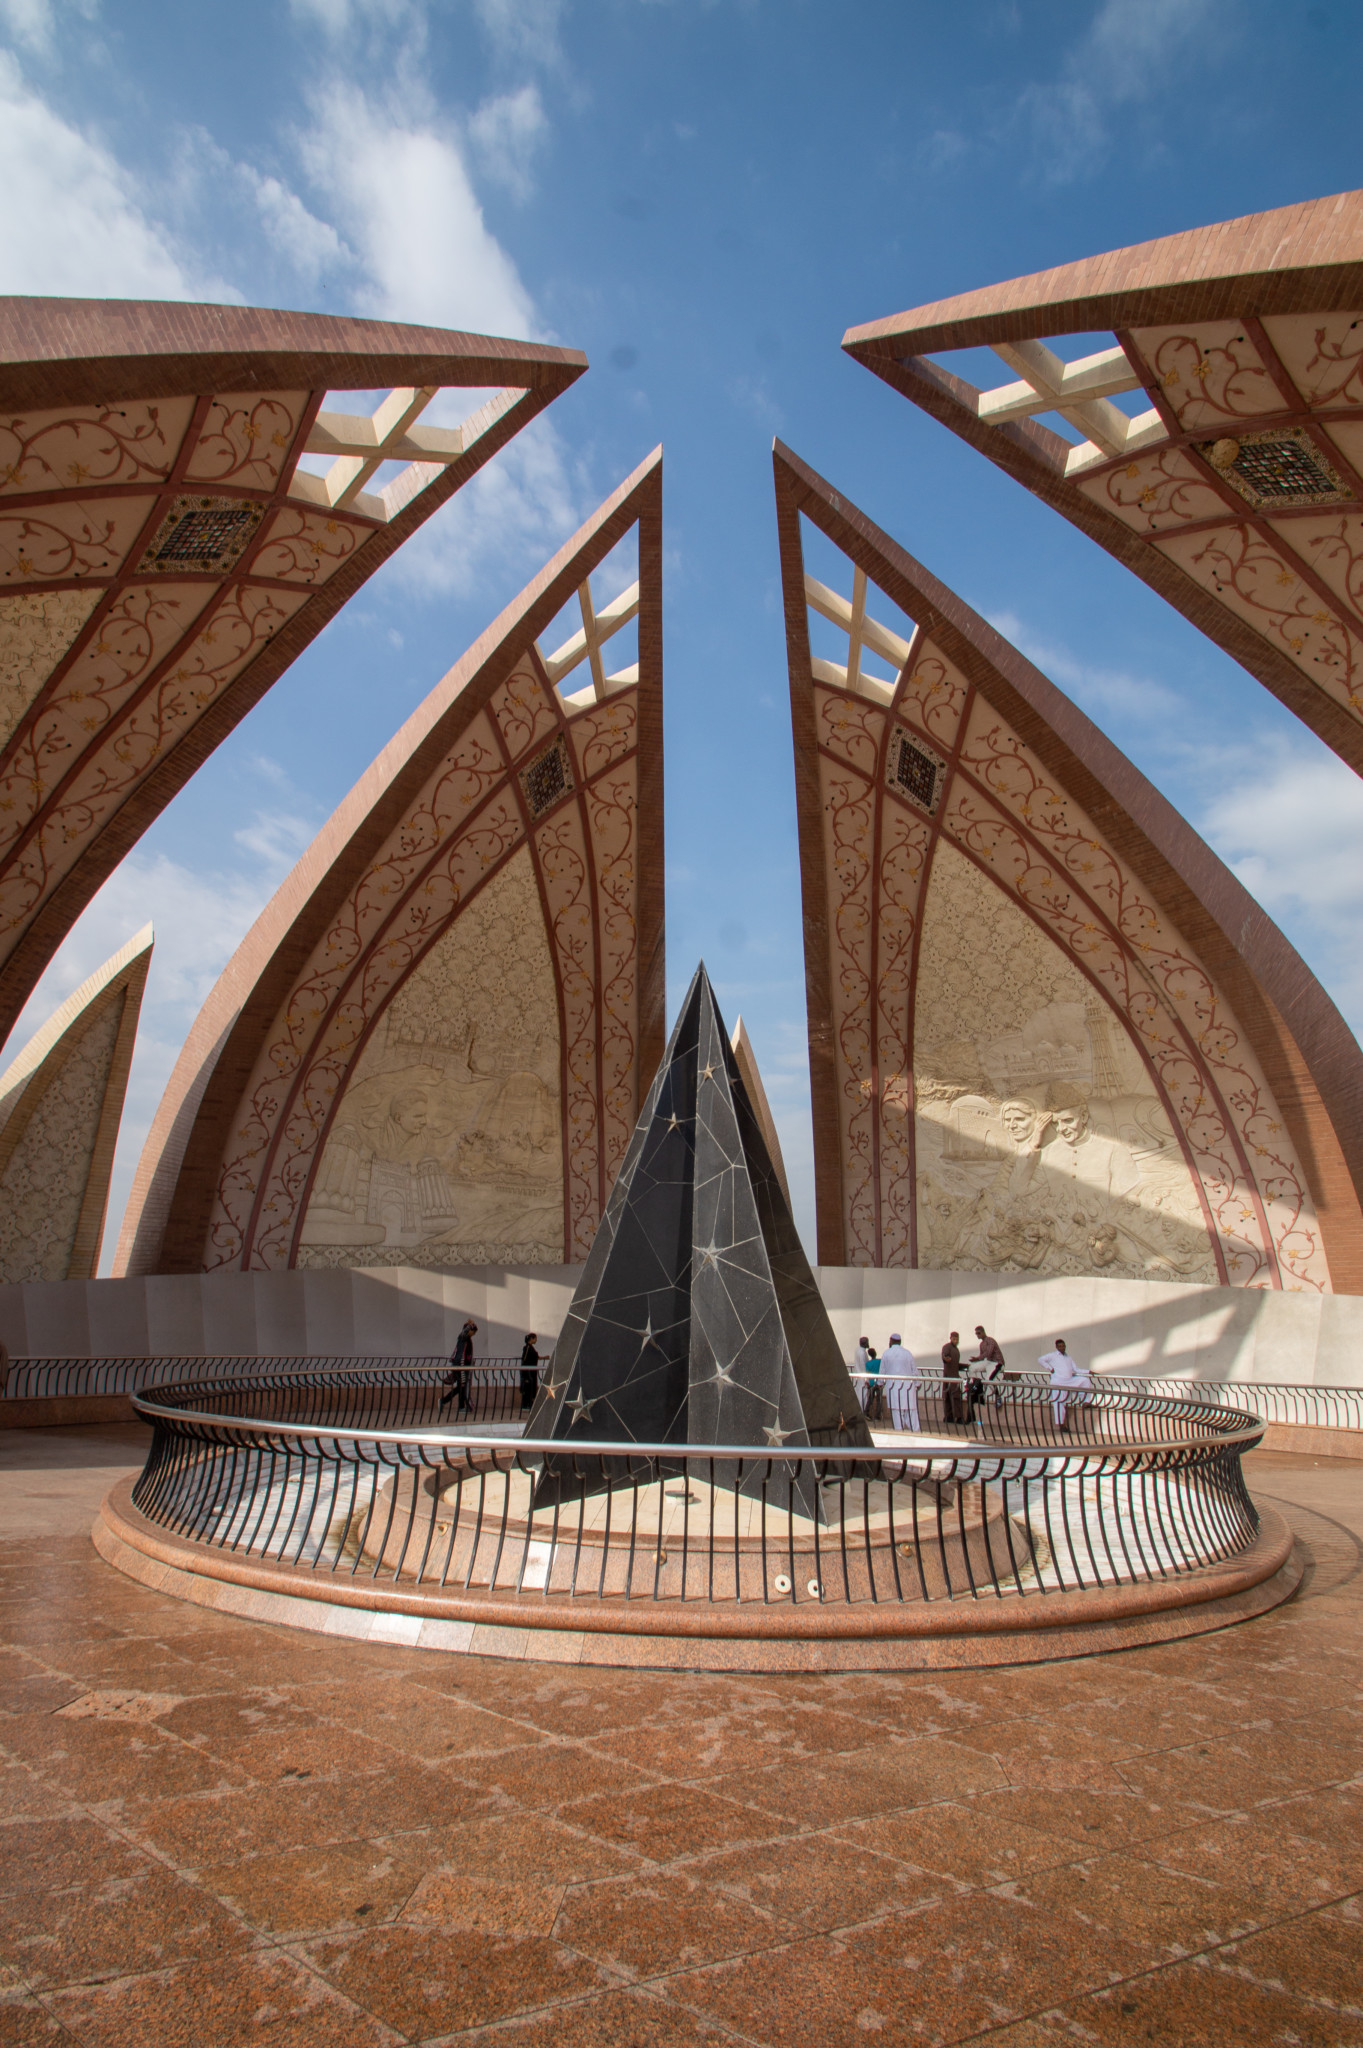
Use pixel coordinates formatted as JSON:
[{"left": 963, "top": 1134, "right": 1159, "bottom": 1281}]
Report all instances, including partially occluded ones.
[
  {"left": 127, "top": 1370, "right": 1265, "bottom": 1612},
  {"left": 2, "top": 1355, "right": 547, "bottom": 1421},
  {"left": 850, "top": 1370, "right": 1363, "bottom": 1437},
  {"left": 6, "top": 1353, "right": 1358, "bottom": 1434}
]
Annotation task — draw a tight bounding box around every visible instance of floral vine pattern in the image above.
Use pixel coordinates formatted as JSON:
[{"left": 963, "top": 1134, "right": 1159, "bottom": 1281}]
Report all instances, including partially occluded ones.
[
  {"left": 814, "top": 643, "right": 970, "bottom": 1266},
  {"left": 0, "top": 383, "right": 424, "bottom": 1002},
  {"left": 807, "top": 566, "right": 1329, "bottom": 1290},
  {"left": 183, "top": 395, "right": 301, "bottom": 489},
  {"left": 0, "top": 581, "right": 307, "bottom": 943},
  {"left": 0, "top": 400, "right": 195, "bottom": 496},
  {"left": 1263, "top": 314, "right": 1363, "bottom": 409},
  {"left": 1078, "top": 447, "right": 1228, "bottom": 536},
  {"left": 1134, "top": 323, "right": 1284, "bottom": 432},
  {"left": 197, "top": 647, "right": 646, "bottom": 1271},
  {"left": 1157, "top": 522, "right": 1362, "bottom": 712}
]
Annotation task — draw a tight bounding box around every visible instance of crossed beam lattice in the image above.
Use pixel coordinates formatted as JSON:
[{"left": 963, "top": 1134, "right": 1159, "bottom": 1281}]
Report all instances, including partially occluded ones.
[
  {"left": 291, "top": 385, "right": 525, "bottom": 523},
  {"left": 971, "top": 339, "right": 1166, "bottom": 475},
  {"left": 804, "top": 567, "right": 915, "bottom": 701},
  {"left": 537, "top": 578, "right": 641, "bottom": 702}
]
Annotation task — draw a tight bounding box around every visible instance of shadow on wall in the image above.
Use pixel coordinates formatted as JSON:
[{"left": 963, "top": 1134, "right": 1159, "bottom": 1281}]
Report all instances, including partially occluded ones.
[{"left": 0, "top": 1263, "right": 1359, "bottom": 1386}]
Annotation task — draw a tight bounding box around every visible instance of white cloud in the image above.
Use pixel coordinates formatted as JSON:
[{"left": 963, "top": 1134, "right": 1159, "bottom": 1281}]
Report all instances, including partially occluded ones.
[
  {"left": 472, "top": 0, "right": 564, "bottom": 66},
  {"left": 0, "top": 0, "right": 55, "bottom": 53},
  {"left": 985, "top": 609, "right": 1185, "bottom": 721},
  {"left": 299, "top": 79, "right": 539, "bottom": 336},
  {"left": 393, "top": 411, "right": 584, "bottom": 596},
  {"left": 1201, "top": 753, "right": 1363, "bottom": 932},
  {"left": 0, "top": 807, "right": 325, "bottom": 1273},
  {"left": 241, "top": 166, "right": 350, "bottom": 281},
  {"left": 0, "top": 51, "right": 232, "bottom": 298},
  {"left": 1016, "top": 0, "right": 1221, "bottom": 184},
  {"left": 467, "top": 83, "right": 547, "bottom": 202}
]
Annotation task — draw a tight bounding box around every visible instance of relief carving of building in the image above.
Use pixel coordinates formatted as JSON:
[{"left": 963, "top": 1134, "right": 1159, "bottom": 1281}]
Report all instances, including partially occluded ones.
[
  {"left": 116, "top": 451, "right": 664, "bottom": 1276},
  {"left": 777, "top": 442, "right": 1363, "bottom": 1290}
]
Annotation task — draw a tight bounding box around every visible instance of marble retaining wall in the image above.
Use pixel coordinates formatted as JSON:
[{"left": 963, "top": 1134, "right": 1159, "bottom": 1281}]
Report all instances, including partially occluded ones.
[{"left": 0, "top": 1263, "right": 1361, "bottom": 1387}]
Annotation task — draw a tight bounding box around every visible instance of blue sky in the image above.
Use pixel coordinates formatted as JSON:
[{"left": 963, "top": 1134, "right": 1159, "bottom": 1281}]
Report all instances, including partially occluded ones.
[{"left": 3, "top": 0, "right": 1363, "bottom": 1263}]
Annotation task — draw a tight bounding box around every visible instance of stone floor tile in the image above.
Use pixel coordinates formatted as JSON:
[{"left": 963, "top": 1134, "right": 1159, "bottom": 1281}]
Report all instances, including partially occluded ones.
[
  {"left": 45, "top": 1950, "right": 401, "bottom": 2047},
  {"left": 459, "top": 1669, "right": 686, "bottom": 1735},
  {"left": 454, "top": 1739, "right": 652, "bottom": 1810},
  {"left": 0, "top": 1675, "right": 90, "bottom": 1721},
  {"left": 0, "top": 1865, "right": 252, "bottom": 1992},
  {"left": 707, "top": 1737, "right": 1008, "bottom": 1827},
  {"left": 0, "top": 1817, "right": 149, "bottom": 1899},
  {"left": 155, "top": 1690, "right": 323, "bottom": 1751},
  {"left": 560, "top": 1782, "right": 791, "bottom": 1864},
  {"left": 199, "top": 1836, "right": 434, "bottom": 1938},
  {"left": 1040, "top": 1957, "right": 1363, "bottom": 2045},
  {"left": 303, "top": 1680, "right": 541, "bottom": 1764},
  {"left": 210, "top": 1724, "right": 406, "bottom": 1788},
  {"left": 0, "top": 1766, "right": 76, "bottom": 1826},
  {"left": 967, "top": 1783, "right": 1186, "bottom": 1852},
  {"left": 1213, "top": 1904, "right": 1363, "bottom": 2012},
  {"left": 997, "top": 1850, "right": 1271, "bottom": 1963},
  {"left": 554, "top": 1868, "right": 789, "bottom": 1977},
  {"left": 0, "top": 1716, "right": 249, "bottom": 1809},
  {"left": 696, "top": 1827, "right": 943, "bottom": 1933},
  {"left": 115, "top": 1767, "right": 442, "bottom": 1871},
  {"left": 404, "top": 1809, "right": 641, "bottom": 1887},
  {"left": 299, "top": 1921, "right": 609, "bottom": 2038},
  {"left": 830, "top": 1798, "right": 1087, "bottom": 1889},
  {"left": 403, "top": 1869, "right": 566, "bottom": 1939},
  {"left": 584, "top": 1717, "right": 792, "bottom": 1783},
  {"left": 1147, "top": 1806, "right": 1363, "bottom": 1914},
  {"left": 1115, "top": 1730, "right": 1341, "bottom": 1815},
  {"left": 661, "top": 1920, "right": 1001, "bottom": 2048},
  {"left": 0, "top": 1993, "right": 72, "bottom": 2044},
  {"left": 448, "top": 1985, "right": 746, "bottom": 2045}
]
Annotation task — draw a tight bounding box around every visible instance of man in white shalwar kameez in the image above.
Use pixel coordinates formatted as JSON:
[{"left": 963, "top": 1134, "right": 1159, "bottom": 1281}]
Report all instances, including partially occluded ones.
[
  {"left": 1038, "top": 1338, "right": 1091, "bottom": 1431},
  {"left": 881, "top": 1335, "right": 919, "bottom": 1433}
]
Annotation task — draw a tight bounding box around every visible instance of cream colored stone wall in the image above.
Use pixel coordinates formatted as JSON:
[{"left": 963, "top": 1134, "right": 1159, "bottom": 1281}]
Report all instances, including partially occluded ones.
[
  {"left": 2, "top": 1264, "right": 1361, "bottom": 1389},
  {"left": 0, "top": 994, "right": 124, "bottom": 1285},
  {"left": 0, "top": 590, "right": 100, "bottom": 750},
  {"left": 914, "top": 840, "right": 1216, "bottom": 1285},
  {"left": 298, "top": 845, "right": 563, "bottom": 1269}
]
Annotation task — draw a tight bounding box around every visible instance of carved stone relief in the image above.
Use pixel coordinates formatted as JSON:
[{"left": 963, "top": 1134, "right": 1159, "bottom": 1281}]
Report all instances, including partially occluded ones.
[
  {"left": 913, "top": 840, "right": 1216, "bottom": 1284},
  {"left": 0, "top": 991, "right": 124, "bottom": 1284},
  {"left": 298, "top": 844, "right": 563, "bottom": 1269}
]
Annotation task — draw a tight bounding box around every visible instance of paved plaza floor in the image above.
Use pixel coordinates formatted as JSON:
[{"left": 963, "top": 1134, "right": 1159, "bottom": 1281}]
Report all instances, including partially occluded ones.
[{"left": 0, "top": 1424, "right": 1360, "bottom": 2046}]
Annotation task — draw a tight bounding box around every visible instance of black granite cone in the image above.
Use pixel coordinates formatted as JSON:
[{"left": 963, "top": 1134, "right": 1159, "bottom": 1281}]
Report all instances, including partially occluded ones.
[{"left": 528, "top": 964, "right": 872, "bottom": 1514}]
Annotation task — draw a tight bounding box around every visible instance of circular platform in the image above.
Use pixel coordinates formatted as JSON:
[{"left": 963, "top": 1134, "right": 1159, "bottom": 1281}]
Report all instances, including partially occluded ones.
[{"left": 95, "top": 1476, "right": 1300, "bottom": 1673}]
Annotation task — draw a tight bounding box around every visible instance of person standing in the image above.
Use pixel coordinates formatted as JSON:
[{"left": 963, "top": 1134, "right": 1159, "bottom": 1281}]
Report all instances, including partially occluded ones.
[
  {"left": 440, "top": 1318, "right": 477, "bottom": 1413},
  {"left": 969, "top": 1324, "right": 1007, "bottom": 1425},
  {"left": 1038, "top": 1337, "right": 1090, "bottom": 1431},
  {"left": 860, "top": 1344, "right": 884, "bottom": 1422},
  {"left": 881, "top": 1333, "right": 919, "bottom": 1433},
  {"left": 940, "top": 1331, "right": 964, "bottom": 1427},
  {"left": 519, "top": 1333, "right": 540, "bottom": 1414}
]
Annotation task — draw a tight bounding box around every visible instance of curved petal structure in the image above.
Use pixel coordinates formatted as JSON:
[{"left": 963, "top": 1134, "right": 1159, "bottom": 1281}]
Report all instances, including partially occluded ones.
[
  {"left": 117, "top": 450, "right": 663, "bottom": 1276},
  {"left": 776, "top": 441, "right": 1363, "bottom": 1291},
  {"left": 842, "top": 190, "right": 1363, "bottom": 773},
  {"left": 0, "top": 298, "right": 586, "bottom": 1041},
  {"left": 0, "top": 923, "right": 151, "bottom": 1281}
]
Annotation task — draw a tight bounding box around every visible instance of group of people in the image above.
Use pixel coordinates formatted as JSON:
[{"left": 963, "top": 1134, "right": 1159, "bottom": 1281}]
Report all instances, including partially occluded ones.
[
  {"left": 852, "top": 1326, "right": 1094, "bottom": 1432},
  {"left": 438, "top": 1321, "right": 543, "bottom": 1415}
]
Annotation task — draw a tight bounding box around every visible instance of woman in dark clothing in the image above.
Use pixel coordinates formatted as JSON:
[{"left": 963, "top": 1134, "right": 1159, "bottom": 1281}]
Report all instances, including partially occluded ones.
[{"left": 519, "top": 1333, "right": 540, "bottom": 1413}]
